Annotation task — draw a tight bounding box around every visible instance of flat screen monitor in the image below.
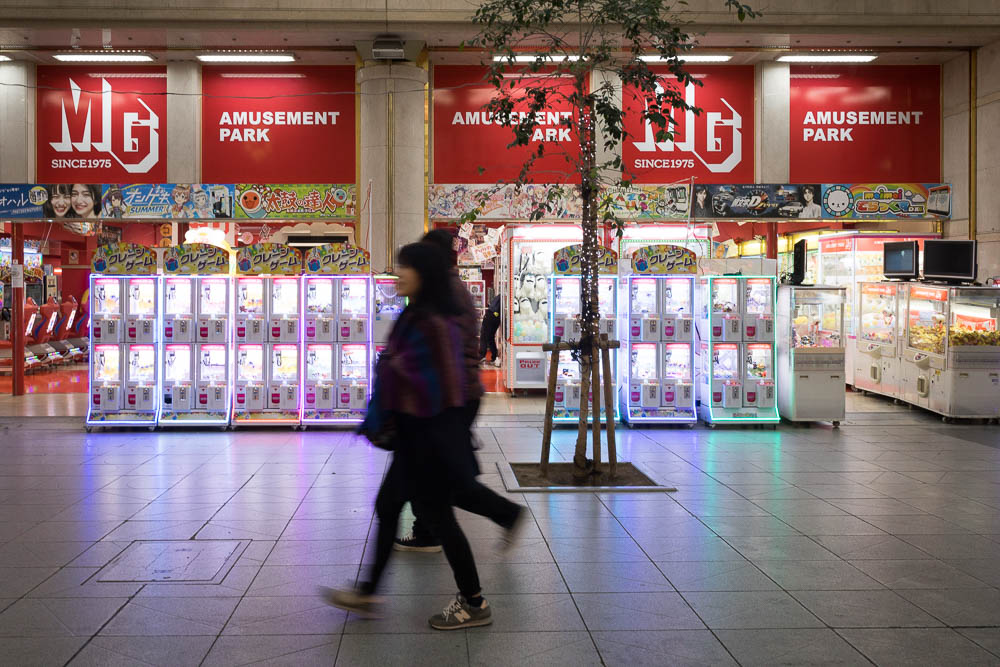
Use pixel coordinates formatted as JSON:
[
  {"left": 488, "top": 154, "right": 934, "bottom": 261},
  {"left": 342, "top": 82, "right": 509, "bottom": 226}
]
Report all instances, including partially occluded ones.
[
  {"left": 923, "top": 240, "right": 977, "bottom": 283},
  {"left": 791, "top": 239, "right": 807, "bottom": 285},
  {"left": 883, "top": 241, "right": 919, "bottom": 280}
]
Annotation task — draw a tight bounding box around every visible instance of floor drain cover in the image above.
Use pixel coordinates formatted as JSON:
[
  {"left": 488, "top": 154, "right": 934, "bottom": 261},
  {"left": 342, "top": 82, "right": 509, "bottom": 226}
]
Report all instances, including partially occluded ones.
[{"left": 97, "top": 540, "right": 249, "bottom": 583}]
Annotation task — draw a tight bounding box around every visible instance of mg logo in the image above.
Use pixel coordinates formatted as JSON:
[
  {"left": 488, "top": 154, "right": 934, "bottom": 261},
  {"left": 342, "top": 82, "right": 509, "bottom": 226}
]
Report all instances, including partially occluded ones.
[
  {"left": 633, "top": 81, "right": 742, "bottom": 174},
  {"left": 49, "top": 77, "right": 159, "bottom": 174}
]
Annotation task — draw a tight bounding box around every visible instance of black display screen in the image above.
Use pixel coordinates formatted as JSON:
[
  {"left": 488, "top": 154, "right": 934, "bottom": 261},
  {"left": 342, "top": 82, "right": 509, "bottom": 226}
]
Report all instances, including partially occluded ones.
[
  {"left": 923, "top": 240, "right": 977, "bottom": 281},
  {"left": 883, "top": 241, "right": 918, "bottom": 278}
]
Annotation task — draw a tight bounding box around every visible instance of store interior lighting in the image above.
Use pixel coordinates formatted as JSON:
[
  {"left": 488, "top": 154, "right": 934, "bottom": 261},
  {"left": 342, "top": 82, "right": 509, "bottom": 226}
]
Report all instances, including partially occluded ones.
[
  {"left": 639, "top": 55, "right": 732, "bottom": 62},
  {"left": 0, "top": 55, "right": 11, "bottom": 62},
  {"left": 777, "top": 54, "right": 878, "bottom": 63},
  {"left": 493, "top": 55, "right": 581, "bottom": 62},
  {"left": 53, "top": 52, "right": 154, "bottom": 62},
  {"left": 197, "top": 53, "right": 296, "bottom": 63}
]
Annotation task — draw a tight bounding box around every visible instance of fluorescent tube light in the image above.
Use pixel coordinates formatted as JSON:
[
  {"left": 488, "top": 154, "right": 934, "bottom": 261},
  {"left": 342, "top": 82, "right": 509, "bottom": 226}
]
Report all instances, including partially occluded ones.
[
  {"left": 0, "top": 55, "right": 11, "bottom": 62},
  {"left": 492, "top": 55, "right": 581, "bottom": 62},
  {"left": 53, "top": 53, "right": 153, "bottom": 62},
  {"left": 197, "top": 53, "right": 296, "bottom": 63},
  {"left": 640, "top": 55, "right": 732, "bottom": 62},
  {"left": 777, "top": 54, "right": 877, "bottom": 63}
]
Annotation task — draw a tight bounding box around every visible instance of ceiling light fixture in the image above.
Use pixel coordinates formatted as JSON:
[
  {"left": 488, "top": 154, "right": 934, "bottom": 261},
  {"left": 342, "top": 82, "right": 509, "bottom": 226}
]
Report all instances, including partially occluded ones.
[
  {"left": 777, "top": 54, "right": 877, "bottom": 63},
  {"left": 0, "top": 55, "right": 11, "bottom": 62},
  {"left": 197, "top": 52, "right": 296, "bottom": 63},
  {"left": 493, "top": 54, "right": 581, "bottom": 62},
  {"left": 53, "top": 52, "right": 153, "bottom": 62},
  {"left": 640, "top": 55, "right": 732, "bottom": 62}
]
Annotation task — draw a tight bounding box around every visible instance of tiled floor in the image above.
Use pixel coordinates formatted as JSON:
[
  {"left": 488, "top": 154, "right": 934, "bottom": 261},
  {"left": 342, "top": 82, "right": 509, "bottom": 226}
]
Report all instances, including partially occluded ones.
[{"left": 0, "top": 402, "right": 998, "bottom": 665}]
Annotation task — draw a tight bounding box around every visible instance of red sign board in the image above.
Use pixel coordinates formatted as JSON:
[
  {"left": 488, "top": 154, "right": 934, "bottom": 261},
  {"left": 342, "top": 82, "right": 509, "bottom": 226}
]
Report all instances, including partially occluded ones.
[
  {"left": 37, "top": 66, "right": 167, "bottom": 182},
  {"left": 789, "top": 66, "right": 941, "bottom": 183},
  {"left": 202, "top": 66, "right": 356, "bottom": 183},
  {"left": 433, "top": 65, "right": 583, "bottom": 183},
  {"left": 622, "top": 66, "right": 755, "bottom": 183}
]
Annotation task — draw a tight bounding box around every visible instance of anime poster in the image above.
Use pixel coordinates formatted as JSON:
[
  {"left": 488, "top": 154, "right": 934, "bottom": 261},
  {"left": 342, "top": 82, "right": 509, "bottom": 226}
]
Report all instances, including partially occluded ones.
[
  {"left": 102, "top": 184, "right": 235, "bottom": 219},
  {"left": 602, "top": 184, "right": 690, "bottom": 220},
  {"left": 91, "top": 243, "right": 156, "bottom": 275},
  {"left": 234, "top": 184, "right": 357, "bottom": 219},
  {"left": 820, "top": 183, "right": 951, "bottom": 220},
  {"left": 428, "top": 184, "right": 581, "bottom": 220}
]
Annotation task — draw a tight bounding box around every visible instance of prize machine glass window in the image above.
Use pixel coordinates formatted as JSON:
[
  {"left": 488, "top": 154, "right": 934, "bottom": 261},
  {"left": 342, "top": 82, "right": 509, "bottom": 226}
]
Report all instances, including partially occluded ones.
[
  {"left": 341, "top": 279, "right": 368, "bottom": 315},
  {"left": 128, "top": 279, "right": 156, "bottom": 316},
  {"left": 630, "top": 344, "right": 658, "bottom": 380},
  {"left": 663, "top": 279, "right": 691, "bottom": 314},
  {"left": 555, "top": 351, "right": 580, "bottom": 380},
  {"left": 713, "top": 344, "right": 740, "bottom": 380},
  {"left": 859, "top": 285, "right": 896, "bottom": 345},
  {"left": 553, "top": 277, "right": 580, "bottom": 316},
  {"left": 631, "top": 279, "right": 657, "bottom": 314},
  {"left": 907, "top": 289, "right": 947, "bottom": 355},
  {"left": 791, "top": 291, "right": 844, "bottom": 349},
  {"left": 200, "top": 278, "right": 228, "bottom": 315},
  {"left": 712, "top": 279, "right": 739, "bottom": 316},
  {"left": 237, "top": 278, "right": 264, "bottom": 315},
  {"left": 598, "top": 278, "right": 615, "bottom": 314},
  {"left": 127, "top": 345, "right": 156, "bottom": 383},
  {"left": 93, "top": 278, "right": 122, "bottom": 315},
  {"left": 165, "top": 278, "right": 192, "bottom": 316},
  {"left": 340, "top": 344, "right": 368, "bottom": 380},
  {"left": 819, "top": 244, "right": 855, "bottom": 334},
  {"left": 745, "top": 279, "right": 773, "bottom": 318},
  {"left": 271, "top": 279, "right": 300, "bottom": 315},
  {"left": 662, "top": 344, "right": 691, "bottom": 380},
  {"left": 948, "top": 291, "right": 1000, "bottom": 348},
  {"left": 93, "top": 344, "right": 121, "bottom": 382},
  {"left": 306, "top": 278, "right": 334, "bottom": 314},
  {"left": 374, "top": 278, "right": 405, "bottom": 318},
  {"left": 271, "top": 344, "right": 299, "bottom": 382},
  {"left": 236, "top": 345, "right": 264, "bottom": 382},
  {"left": 164, "top": 345, "right": 192, "bottom": 383},
  {"left": 306, "top": 345, "right": 335, "bottom": 382},
  {"left": 745, "top": 344, "right": 773, "bottom": 380},
  {"left": 198, "top": 345, "right": 228, "bottom": 383},
  {"left": 510, "top": 239, "right": 564, "bottom": 344}
]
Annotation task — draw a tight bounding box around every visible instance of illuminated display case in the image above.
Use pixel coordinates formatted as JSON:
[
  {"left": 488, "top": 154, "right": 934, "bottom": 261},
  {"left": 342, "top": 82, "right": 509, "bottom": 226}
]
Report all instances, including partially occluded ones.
[
  {"left": 854, "top": 282, "right": 907, "bottom": 399},
  {"left": 619, "top": 244, "right": 697, "bottom": 424},
  {"left": 696, "top": 275, "right": 779, "bottom": 425},
  {"left": 901, "top": 285, "right": 1000, "bottom": 418},
  {"left": 777, "top": 286, "right": 846, "bottom": 424},
  {"left": 817, "top": 232, "right": 938, "bottom": 385}
]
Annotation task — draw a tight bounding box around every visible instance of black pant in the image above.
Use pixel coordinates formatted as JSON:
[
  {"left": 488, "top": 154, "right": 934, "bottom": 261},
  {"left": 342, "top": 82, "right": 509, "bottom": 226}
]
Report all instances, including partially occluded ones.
[
  {"left": 411, "top": 400, "right": 520, "bottom": 542},
  {"left": 362, "top": 409, "right": 481, "bottom": 599},
  {"left": 479, "top": 329, "right": 499, "bottom": 361}
]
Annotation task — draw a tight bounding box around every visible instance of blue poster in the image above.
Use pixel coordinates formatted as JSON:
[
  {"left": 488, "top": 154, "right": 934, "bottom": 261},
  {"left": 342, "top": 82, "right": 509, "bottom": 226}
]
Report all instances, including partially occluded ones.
[
  {"left": 103, "top": 184, "right": 235, "bottom": 219},
  {"left": 0, "top": 184, "right": 48, "bottom": 218}
]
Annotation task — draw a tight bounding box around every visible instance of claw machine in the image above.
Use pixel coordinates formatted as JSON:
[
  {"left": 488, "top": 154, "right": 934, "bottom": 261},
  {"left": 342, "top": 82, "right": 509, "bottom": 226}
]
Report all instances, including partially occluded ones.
[
  {"left": 854, "top": 282, "right": 907, "bottom": 399},
  {"left": 620, "top": 244, "right": 697, "bottom": 424},
  {"left": 777, "top": 286, "right": 846, "bottom": 424},
  {"left": 373, "top": 273, "right": 405, "bottom": 368},
  {"left": 232, "top": 243, "right": 302, "bottom": 427},
  {"left": 901, "top": 285, "right": 1000, "bottom": 418},
  {"left": 87, "top": 244, "right": 158, "bottom": 429},
  {"left": 499, "top": 223, "right": 581, "bottom": 392},
  {"left": 548, "top": 244, "right": 618, "bottom": 422},
  {"left": 302, "top": 244, "right": 373, "bottom": 426},
  {"left": 697, "top": 275, "right": 779, "bottom": 425},
  {"left": 160, "top": 243, "right": 232, "bottom": 426},
  {"left": 817, "top": 233, "right": 938, "bottom": 385}
]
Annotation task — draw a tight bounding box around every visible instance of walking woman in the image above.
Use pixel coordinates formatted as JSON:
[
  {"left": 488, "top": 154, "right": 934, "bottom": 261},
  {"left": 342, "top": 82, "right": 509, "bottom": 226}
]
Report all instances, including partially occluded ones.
[{"left": 323, "top": 241, "right": 493, "bottom": 630}]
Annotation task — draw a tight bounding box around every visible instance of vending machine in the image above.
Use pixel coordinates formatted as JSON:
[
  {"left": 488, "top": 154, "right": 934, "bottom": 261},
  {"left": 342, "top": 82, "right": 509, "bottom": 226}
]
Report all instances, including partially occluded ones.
[
  {"left": 548, "top": 244, "right": 618, "bottom": 423},
  {"left": 696, "top": 275, "right": 779, "bottom": 425},
  {"left": 160, "top": 243, "right": 232, "bottom": 426},
  {"left": 232, "top": 243, "right": 302, "bottom": 426},
  {"left": 620, "top": 244, "right": 697, "bottom": 424},
  {"left": 901, "top": 285, "right": 1000, "bottom": 419},
  {"left": 777, "top": 285, "right": 847, "bottom": 425},
  {"left": 86, "top": 244, "right": 159, "bottom": 429},
  {"left": 854, "top": 282, "right": 907, "bottom": 399},
  {"left": 301, "top": 244, "right": 373, "bottom": 426}
]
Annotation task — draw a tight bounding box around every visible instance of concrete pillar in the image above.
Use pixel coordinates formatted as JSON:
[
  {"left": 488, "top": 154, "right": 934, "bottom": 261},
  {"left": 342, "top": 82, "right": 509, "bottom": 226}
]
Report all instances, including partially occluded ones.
[
  {"left": 975, "top": 41, "right": 1000, "bottom": 283},
  {"left": 358, "top": 63, "right": 427, "bottom": 273},
  {"left": 942, "top": 53, "right": 970, "bottom": 241},
  {"left": 166, "top": 62, "right": 200, "bottom": 183},
  {"left": 755, "top": 62, "right": 789, "bottom": 183},
  {"left": 0, "top": 61, "right": 35, "bottom": 181}
]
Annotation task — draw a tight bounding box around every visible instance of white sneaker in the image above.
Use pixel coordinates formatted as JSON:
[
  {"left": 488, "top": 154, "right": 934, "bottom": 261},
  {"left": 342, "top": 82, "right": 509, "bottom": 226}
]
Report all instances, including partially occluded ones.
[{"left": 493, "top": 358, "right": 502, "bottom": 367}]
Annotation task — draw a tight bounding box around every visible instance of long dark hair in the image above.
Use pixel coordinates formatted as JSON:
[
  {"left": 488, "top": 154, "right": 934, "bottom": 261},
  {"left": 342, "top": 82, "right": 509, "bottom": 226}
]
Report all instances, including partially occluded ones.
[
  {"left": 422, "top": 229, "right": 458, "bottom": 267},
  {"left": 397, "top": 242, "right": 460, "bottom": 315},
  {"left": 42, "top": 184, "right": 72, "bottom": 218}
]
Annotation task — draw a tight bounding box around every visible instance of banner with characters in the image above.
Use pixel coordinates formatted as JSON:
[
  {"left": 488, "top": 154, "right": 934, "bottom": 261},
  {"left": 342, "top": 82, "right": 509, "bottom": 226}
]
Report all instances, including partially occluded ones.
[
  {"left": 553, "top": 245, "right": 618, "bottom": 275},
  {"left": 695, "top": 184, "right": 823, "bottom": 219},
  {"left": 102, "top": 184, "right": 235, "bottom": 219},
  {"left": 820, "top": 183, "right": 951, "bottom": 220},
  {"left": 234, "top": 184, "right": 356, "bottom": 219},
  {"left": 304, "top": 244, "right": 370, "bottom": 275},
  {"left": 428, "top": 183, "right": 582, "bottom": 221},
  {"left": 0, "top": 185, "right": 48, "bottom": 217},
  {"left": 631, "top": 244, "right": 697, "bottom": 274},
  {"left": 91, "top": 243, "right": 157, "bottom": 275},
  {"left": 235, "top": 243, "right": 302, "bottom": 275},
  {"left": 602, "top": 184, "right": 690, "bottom": 220},
  {"left": 163, "top": 243, "right": 231, "bottom": 275}
]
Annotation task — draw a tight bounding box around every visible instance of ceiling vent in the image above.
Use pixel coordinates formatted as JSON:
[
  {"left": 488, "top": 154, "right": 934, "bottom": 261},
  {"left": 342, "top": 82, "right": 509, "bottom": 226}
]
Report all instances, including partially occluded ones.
[{"left": 372, "top": 36, "right": 406, "bottom": 60}]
